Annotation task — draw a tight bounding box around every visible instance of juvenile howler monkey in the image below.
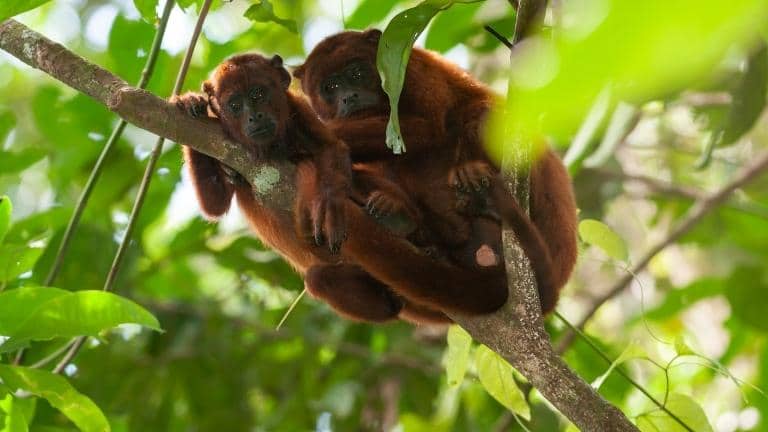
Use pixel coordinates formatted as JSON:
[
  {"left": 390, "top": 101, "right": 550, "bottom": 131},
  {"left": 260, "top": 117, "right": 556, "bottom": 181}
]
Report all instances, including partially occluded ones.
[{"left": 294, "top": 30, "right": 578, "bottom": 316}]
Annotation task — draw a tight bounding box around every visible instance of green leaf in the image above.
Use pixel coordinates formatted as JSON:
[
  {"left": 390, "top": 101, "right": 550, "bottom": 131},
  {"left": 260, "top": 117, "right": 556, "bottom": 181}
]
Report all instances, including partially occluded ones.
[
  {"left": 0, "top": 110, "right": 16, "bottom": 143},
  {"left": 133, "top": 0, "right": 158, "bottom": 23},
  {"left": 0, "top": 287, "right": 161, "bottom": 345},
  {"left": 563, "top": 87, "right": 612, "bottom": 173},
  {"left": 0, "top": 0, "right": 51, "bottom": 22},
  {"left": 0, "top": 245, "right": 43, "bottom": 284},
  {"left": 674, "top": 336, "right": 696, "bottom": 356},
  {"left": 0, "top": 392, "right": 36, "bottom": 432},
  {"left": 379, "top": 0, "right": 504, "bottom": 153},
  {"left": 474, "top": 345, "right": 530, "bottom": 420},
  {"left": 578, "top": 219, "right": 628, "bottom": 263},
  {"left": 725, "top": 268, "right": 768, "bottom": 331},
  {"left": 244, "top": 0, "right": 297, "bottom": 34},
  {"left": 0, "top": 366, "right": 110, "bottom": 432},
  {"left": 722, "top": 43, "right": 768, "bottom": 145},
  {"left": 425, "top": 2, "right": 483, "bottom": 53},
  {"left": 443, "top": 325, "right": 472, "bottom": 386},
  {"left": 636, "top": 393, "right": 713, "bottom": 432},
  {"left": 583, "top": 102, "right": 639, "bottom": 168},
  {"left": 489, "top": 0, "right": 768, "bottom": 149},
  {"left": 0, "top": 196, "right": 11, "bottom": 245},
  {"left": 377, "top": 1, "right": 443, "bottom": 153},
  {"left": 0, "top": 149, "right": 46, "bottom": 176},
  {"left": 346, "top": 0, "right": 399, "bottom": 29}
]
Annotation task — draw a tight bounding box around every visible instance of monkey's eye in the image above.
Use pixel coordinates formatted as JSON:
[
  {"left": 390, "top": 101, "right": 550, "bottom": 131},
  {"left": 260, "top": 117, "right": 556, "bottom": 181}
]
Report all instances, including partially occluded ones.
[
  {"left": 228, "top": 100, "right": 242, "bottom": 113},
  {"left": 249, "top": 87, "right": 265, "bottom": 102},
  {"left": 348, "top": 66, "right": 363, "bottom": 81},
  {"left": 323, "top": 79, "right": 340, "bottom": 94}
]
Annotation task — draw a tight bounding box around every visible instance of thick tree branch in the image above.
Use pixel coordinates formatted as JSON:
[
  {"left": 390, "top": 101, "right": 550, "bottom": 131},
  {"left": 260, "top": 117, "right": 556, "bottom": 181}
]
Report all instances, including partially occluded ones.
[
  {"left": 557, "top": 150, "right": 768, "bottom": 353},
  {"left": 448, "top": 1, "right": 637, "bottom": 429},
  {"left": 0, "top": 19, "right": 294, "bottom": 210},
  {"left": 0, "top": 18, "right": 636, "bottom": 431}
]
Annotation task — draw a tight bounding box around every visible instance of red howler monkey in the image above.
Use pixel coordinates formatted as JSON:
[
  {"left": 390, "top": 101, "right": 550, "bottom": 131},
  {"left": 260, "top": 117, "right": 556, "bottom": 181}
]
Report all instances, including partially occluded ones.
[
  {"left": 294, "top": 29, "right": 578, "bottom": 316},
  {"left": 173, "top": 53, "right": 480, "bottom": 324}
]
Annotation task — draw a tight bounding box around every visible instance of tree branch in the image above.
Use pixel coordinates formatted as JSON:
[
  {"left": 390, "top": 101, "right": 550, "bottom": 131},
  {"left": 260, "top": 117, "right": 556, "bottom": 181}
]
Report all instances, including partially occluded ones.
[
  {"left": 557, "top": 150, "right": 768, "bottom": 353},
  {"left": 446, "top": 1, "right": 637, "bottom": 429},
  {"left": 0, "top": 18, "right": 637, "bottom": 431},
  {"left": 512, "top": 0, "right": 547, "bottom": 44}
]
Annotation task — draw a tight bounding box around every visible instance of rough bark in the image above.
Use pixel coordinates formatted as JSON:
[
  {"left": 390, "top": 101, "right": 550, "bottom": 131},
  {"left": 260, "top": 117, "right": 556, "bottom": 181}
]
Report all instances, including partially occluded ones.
[{"left": 0, "top": 18, "right": 637, "bottom": 431}]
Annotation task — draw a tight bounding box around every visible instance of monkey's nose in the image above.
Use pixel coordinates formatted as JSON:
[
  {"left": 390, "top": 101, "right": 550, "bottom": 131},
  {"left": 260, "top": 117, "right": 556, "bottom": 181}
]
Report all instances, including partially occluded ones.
[
  {"left": 248, "top": 112, "right": 265, "bottom": 123},
  {"left": 342, "top": 93, "right": 359, "bottom": 105}
]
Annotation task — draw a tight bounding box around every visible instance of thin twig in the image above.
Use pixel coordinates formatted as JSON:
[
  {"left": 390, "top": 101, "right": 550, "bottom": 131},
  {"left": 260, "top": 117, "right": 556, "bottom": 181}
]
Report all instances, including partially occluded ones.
[
  {"left": 557, "top": 150, "right": 768, "bottom": 353},
  {"left": 483, "top": 25, "right": 513, "bottom": 49},
  {"left": 554, "top": 313, "right": 694, "bottom": 432},
  {"left": 52, "top": 0, "right": 213, "bottom": 375},
  {"left": 13, "top": 0, "right": 175, "bottom": 368}
]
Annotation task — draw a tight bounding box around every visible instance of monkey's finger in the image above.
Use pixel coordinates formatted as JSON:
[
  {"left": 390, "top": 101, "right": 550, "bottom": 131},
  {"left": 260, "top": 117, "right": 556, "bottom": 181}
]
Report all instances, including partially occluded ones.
[
  {"left": 325, "top": 200, "right": 346, "bottom": 254},
  {"left": 313, "top": 200, "right": 326, "bottom": 246},
  {"left": 457, "top": 169, "right": 472, "bottom": 191}
]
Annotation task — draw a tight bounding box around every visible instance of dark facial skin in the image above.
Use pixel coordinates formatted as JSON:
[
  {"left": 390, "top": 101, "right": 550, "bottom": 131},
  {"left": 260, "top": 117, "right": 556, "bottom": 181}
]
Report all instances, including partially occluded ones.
[
  {"left": 319, "top": 61, "right": 382, "bottom": 118},
  {"left": 205, "top": 55, "right": 291, "bottom": 160}
]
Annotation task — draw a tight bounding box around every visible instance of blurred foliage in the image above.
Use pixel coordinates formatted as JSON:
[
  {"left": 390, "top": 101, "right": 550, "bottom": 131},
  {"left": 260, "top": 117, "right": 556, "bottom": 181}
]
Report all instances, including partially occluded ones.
[{"left": 0, "top": 0, "right": 767, "bottom": 431}]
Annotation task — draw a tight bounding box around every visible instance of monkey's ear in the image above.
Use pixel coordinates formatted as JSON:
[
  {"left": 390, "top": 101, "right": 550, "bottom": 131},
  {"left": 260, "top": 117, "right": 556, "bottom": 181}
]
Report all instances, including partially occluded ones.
[
  {"left": 270, "top": 54, "right": 284, "bottom": 68},
  {"left": 270, "top": 55, "right": 291, "bottom": 89},
  {"left": 293, "top": 64, "right": 305, "bottom": 80},
  {"left": 364, "top": 29, "right": 382, "bottom": 43}
]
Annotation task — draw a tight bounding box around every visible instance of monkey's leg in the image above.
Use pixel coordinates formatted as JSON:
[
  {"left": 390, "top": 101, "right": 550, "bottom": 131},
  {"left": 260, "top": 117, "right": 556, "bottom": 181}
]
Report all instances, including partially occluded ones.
[
  {"left": 399, "top": 302, "right": 452, "bottom": 325},
  {"left": 305, "top": 264, "right": 403, "bottom": 322},
  {"left": 351, "top": 166, "right": 420, "bottom": 237}
]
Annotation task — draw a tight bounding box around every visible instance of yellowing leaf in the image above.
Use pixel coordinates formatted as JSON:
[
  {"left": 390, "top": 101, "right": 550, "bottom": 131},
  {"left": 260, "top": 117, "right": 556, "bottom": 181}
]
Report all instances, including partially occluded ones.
[
  {"left": 637, "top": 393, "right": 714, "bottom": 432},
  {"left": 578, "top": 219, "right": 628, "bottom": 262},
  {"left": 443, "top": 325, "right": 472, "bottom": 386},
  {"left": 474, "top": 345, "right": 530, "bottom": 420}
]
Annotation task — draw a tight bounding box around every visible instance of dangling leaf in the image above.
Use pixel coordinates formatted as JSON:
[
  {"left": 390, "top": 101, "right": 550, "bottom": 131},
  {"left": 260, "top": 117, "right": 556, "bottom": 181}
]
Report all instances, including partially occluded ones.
[
  {"left": 474, "top": 345, "right": 530, "bottom": 420},
  {"left": 244, "top": 0, "right": 297, "bottom": 34}
]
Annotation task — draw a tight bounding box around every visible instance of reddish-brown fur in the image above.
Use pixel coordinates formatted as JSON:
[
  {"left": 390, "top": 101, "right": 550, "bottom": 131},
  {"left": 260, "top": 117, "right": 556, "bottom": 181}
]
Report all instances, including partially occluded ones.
[
  {"left": 175, "top": 54, "right": 501, "bottom": 324},
  {"left": 295, "top": 30, "right": 579, "bottom": 317}
]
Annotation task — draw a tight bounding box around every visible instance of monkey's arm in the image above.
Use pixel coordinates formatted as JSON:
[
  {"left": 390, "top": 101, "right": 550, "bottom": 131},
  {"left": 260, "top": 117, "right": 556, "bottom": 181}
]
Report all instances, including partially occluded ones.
[
  {"left": 328, "top": 115, "right": 441, "bottom": 161},
  {"left": 173, "top": 93, "right": 235, "bottom": 219},
  {"left": 291, "top": 95, "right": 353, "bottom": 252}
]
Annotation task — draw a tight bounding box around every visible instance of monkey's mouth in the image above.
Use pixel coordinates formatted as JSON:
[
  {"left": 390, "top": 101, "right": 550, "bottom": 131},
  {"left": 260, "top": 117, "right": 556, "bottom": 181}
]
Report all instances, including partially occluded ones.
[
  {"left": 339, "top": 103, "right": 378, "bottom": 118},
  {"left": 247, "top": 122, "right": 276, "bottom": 138}
]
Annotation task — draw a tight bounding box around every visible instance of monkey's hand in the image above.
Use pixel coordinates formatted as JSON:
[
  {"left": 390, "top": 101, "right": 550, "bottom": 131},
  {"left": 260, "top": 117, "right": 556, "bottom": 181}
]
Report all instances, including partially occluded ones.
[
  {"left": 171, "top": 92, "right": 209, "bottom": 118},
  {"left": 219, "top": 163, "right": 247, "bottom": 187},
  {"left": 365, "top": 190, "right": 419, "bottom": 237},
  {"left": 366, "top": 190, "right": 418, "bottom": 222},
  {"left": 298, "top": 190, "right": 348, "bottom": 255},
  {"left": 449, "top": 161, "right": 494, "bottom": 192}
]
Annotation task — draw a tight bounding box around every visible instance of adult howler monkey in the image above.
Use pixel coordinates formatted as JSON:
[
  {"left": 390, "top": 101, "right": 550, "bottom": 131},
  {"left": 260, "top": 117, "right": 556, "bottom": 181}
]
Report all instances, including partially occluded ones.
[{"left": 294, "top": 29, "right": 579, "bottom": 315}]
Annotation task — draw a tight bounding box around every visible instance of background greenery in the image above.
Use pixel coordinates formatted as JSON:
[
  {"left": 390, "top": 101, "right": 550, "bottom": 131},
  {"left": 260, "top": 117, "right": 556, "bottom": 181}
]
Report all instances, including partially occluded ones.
[{"left": 1, "top": 0, "right": 768, "bottom": 431}]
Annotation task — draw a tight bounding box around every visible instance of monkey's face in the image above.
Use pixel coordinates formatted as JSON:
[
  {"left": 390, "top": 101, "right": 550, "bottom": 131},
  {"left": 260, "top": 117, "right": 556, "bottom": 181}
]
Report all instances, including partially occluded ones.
[
  {"left": 205, "top": 54, "right": 292, "bottom": 159},
  {"left": 318, "top": 60, "right": 383, "bottom": 119},
  {"left": 294, "top": 29, "right": 386, "bottom": 120}
]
